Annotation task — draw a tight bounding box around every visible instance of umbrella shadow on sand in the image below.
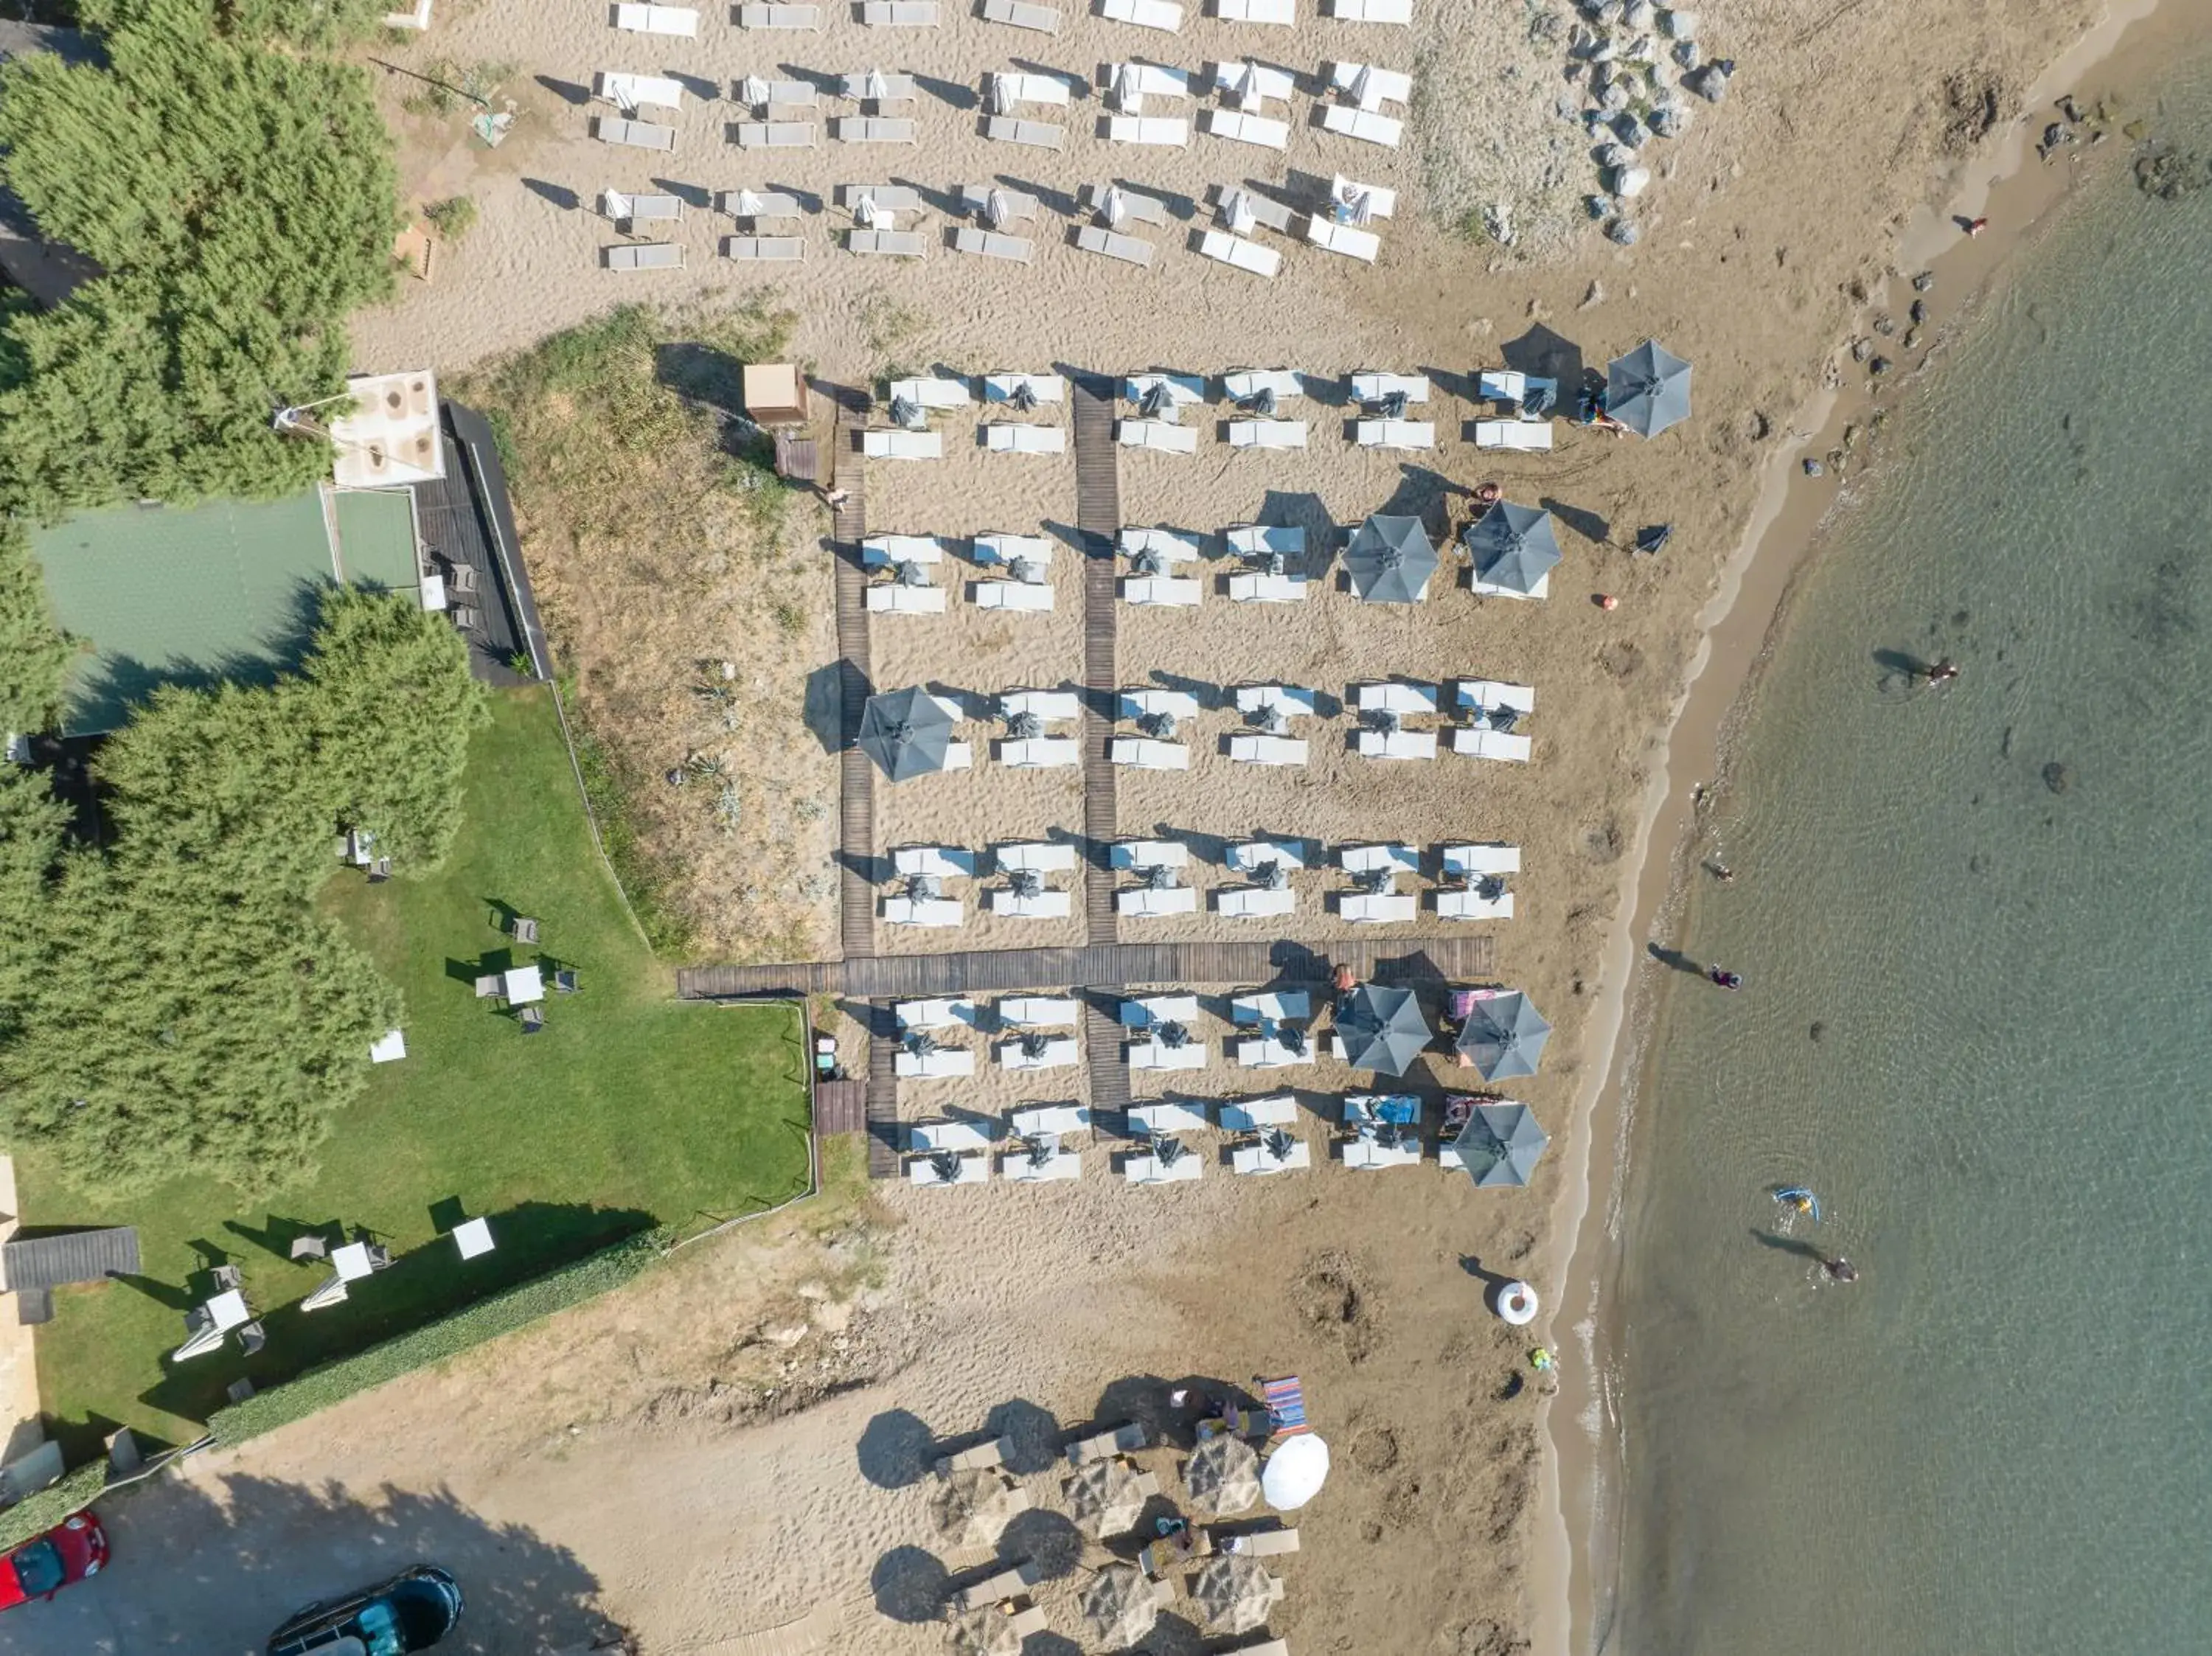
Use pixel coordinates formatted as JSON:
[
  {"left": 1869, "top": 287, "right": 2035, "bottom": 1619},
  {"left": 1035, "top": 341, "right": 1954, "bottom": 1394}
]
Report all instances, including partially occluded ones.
[
  {"left": 870, "top": 1546, "right": 950, "bottom": 1623},
  {"left": 858, "top": 1408, "right": 935, "bottom": 1489}
]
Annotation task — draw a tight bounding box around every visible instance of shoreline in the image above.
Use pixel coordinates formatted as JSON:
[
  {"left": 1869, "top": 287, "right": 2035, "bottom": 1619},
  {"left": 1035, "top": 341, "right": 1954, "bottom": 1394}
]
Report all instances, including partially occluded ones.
[{"left": 1531, "top": 0, "right": 2197, "bottom": 1648}]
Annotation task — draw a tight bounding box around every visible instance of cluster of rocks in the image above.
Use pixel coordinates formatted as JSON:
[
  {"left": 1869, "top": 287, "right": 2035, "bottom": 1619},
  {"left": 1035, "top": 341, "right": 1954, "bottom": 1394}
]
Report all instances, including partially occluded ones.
[{"left": 1559, "top": 1, "right": 1734, "bottom": 247}]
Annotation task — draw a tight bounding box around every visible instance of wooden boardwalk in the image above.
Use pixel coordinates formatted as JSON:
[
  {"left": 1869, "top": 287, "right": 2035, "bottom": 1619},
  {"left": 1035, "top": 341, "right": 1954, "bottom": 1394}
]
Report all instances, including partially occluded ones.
[
  {"left": 680, "top": 934, "right": 1495, "bottom": 1000},
  {"left": 1071, "top": 373, "right": 1121, "bottom": 949},
  {"left": 830, "top": 425, "right": 875, "bottom": 967}
]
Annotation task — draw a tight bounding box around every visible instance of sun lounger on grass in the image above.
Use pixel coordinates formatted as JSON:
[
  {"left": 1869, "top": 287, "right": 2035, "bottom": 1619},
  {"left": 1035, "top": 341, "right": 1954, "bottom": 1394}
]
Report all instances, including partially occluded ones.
[
  {"left": 1077, "top": 226, "right": 1155, "bottom": 266},
  {"left": 734, "top": 122, "right": 817, "bottom": 147},
  {"left": 863, "top": 428, "right": 941, "bottom": 456},
  {"left": 975, "top": 582, "right": 1055, "bottom": 611},
  {"left": 838, "top": 116, "right": 917, "bottom": 142},
  {"left": 593, "top": 116, "right": 678, "bottom": 149},
  {"left": 860, "top": 0, "right": 939, "bottom": 21},
  {"left": 1328, "top": 60, "right": 1412, "bottom": 105},
  {"left": 1437, "top": 888, "right": 1514, "bottom": 920},
  {"left": 1115, "top": 421, "right": 1198, "bottom": 454},
  {"left": 1217, "top": 885, "right": 1296, "bottom": 917},
  {"left": 1356, "top": 418, "right": 1433, "bottom": 448},
  {"left": 1327, "top": 0, "right": 1410, "bottom": 17},
  {"left": 849, "top": 229, "right": 927, "bottom": 256},
  {"left": 1228, "top": 421, "right": 1305, "bottom": 449},
  {"left": 998, "top": 737, "right": 1080, "bottom": 765},
  {"left": 1119, "top": 887, "right": 1200, "bottom": 919},
  {"left": 1111, "top": 738, "right": 1189, "bottom": 768},
  {"left": 1206, "top": 109, "right": 1290, "bottom": 149},
  {"left": 603, "top": 242, "right": 684, "bottom": 270},
  {"left": 1306, "top": 217, "right": 1380, "bottom": 261},
  {"left": 1121, "top": 576, "right": 1201, "bottom": 604},
  {"left": 1322, "top": 105, "right": 1403, "bottom": 146},
  {"left": 908, "top": 1152, "right": 990, "bottom": 1186},
  {"left": 616, "top": 4, "right": 700, "bottom": 32},
  {"left": 866, "top": 585, "right": 945, "bottom": 613},
  {"left": 1201, "top": 231, "right": 1284, "bottom": 277},
  {"left": 1452, "top": 726, "right": 1533, "bottom": 762},
  {"left": 1107, "top": 116, "right": 1189, "bottom": 146},
  {"left": 985, "top": 423, "right": 1065, "bottom": 452},
  {"left": 982, "top": 0, "right": 1061, "bottom": 27},
  {"left": 1233, "top": 1138, "right": 1312, "bottom": 1173},
  {"left": 987, "top": 116, "right": 1066, "bottom": 148},
  {"left": 737, "top": 1, "right": 821, "bottom": 23},
  {"left": 1475, "top": 419, "right": 1554, "bottom": 451},
  {"left": 594, "top": 72, "right": 686, "bottom": 110},
  {"left": 1229, "top": 734, "right": 1307, "bottom": 765},
  {"left": 1102, "top": 0, "right": 1183, "bottom": 28},
  {"left": 1356, "top": 728, "right": 1437, "bottom": 759},
  {"left": 883, "top": 896, "right": 966, "bottom": 926}
]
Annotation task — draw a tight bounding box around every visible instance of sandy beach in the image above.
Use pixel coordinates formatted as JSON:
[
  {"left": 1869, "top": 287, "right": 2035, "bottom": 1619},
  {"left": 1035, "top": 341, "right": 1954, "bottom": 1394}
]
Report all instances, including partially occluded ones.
[{"left": 116, "top": 1, "right": 2197, "bottom": 1652}]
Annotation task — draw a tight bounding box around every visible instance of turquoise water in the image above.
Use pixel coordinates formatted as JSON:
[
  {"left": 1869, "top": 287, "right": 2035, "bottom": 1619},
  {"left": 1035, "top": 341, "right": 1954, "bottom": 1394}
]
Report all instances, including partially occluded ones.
[{"left": 1610, "top": 54, "right": 2212, "bottom": 1656}]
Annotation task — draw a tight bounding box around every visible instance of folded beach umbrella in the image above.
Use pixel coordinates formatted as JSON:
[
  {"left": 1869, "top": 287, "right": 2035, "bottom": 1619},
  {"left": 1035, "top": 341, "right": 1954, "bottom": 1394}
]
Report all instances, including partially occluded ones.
[
  {"left": 858, "top": 686, "right": 956, "bottom": 782},
  {"left": 1453, "top": 990, "right": 1552, "bottom": 1081},
  {"left": 864, "top": 66, "right": 891, "bottom": 102},
  {"left": 1333, "top": 983, "right": 1431, "bottom": 1076},
  {"left": 1447, "top": 1100, "right": 1551, "bottom": 1188},
  {"left": 1064, "top": 1456, "right": 1152, "bottom": 1538},
  {"left": 1191, "top": 1554, "right": 1280, "bottom": 1635},
  {"left": 1343, "top": 514, "right": 1439, "bottom": 603},
  {"left": 1604, "top": 338, "right": 1693, "bottom": 437},
  {"left": 930, "top": 1469, "right": 1030, "bottom": 1549},
  {"left": 1081, "top": 1563, "right": 1161, "bottom": 1649},
  {"left": 1259, "top": 1431, "right": 1331, "bottom": 1510},
  {"left": 1183, "top": 1431, "right": 1262, "bottom": 1517},
  {"left": 1461, "top": 502, "right": 1562, "bottom": 597},
  {"left": 947, "top": 1609, "right": 1026, "bottom": 1656}
]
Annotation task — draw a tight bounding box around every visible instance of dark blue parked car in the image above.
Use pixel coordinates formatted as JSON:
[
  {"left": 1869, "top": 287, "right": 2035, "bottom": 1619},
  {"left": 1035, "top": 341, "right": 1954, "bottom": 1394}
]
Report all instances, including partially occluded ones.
[{"left": 265, "top": 1565, "right": 462, "bottom": 1655}]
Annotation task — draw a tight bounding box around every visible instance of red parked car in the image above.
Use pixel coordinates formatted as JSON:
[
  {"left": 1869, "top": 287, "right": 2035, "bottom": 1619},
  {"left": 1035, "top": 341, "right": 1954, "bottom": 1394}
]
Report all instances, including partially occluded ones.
[{"left": 0, "top": 1511, "right": 108, "bottom": 1611}]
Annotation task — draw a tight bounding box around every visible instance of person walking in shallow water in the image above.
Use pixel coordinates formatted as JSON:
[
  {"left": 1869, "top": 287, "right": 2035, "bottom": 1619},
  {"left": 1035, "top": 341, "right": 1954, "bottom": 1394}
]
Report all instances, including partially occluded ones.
[
  {"left": 1925, "top": 657, "right": 1959, "bottom": 685},
  {"left": 1709, "top": 966, "right": 1743, "bottom": 990},
  {"left": 1823, "top": 1256, "right": 1860, "bottom": 1284}
]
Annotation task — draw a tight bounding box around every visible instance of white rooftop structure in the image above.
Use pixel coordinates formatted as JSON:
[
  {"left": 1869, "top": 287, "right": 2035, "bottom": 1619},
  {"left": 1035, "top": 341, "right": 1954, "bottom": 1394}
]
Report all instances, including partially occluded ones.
[{"left": 330, "top": 370, "right": 445, "bottom": 487}]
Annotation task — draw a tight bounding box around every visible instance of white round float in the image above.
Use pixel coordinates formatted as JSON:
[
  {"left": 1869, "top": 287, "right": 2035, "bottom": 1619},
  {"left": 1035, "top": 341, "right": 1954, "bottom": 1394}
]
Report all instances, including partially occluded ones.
[{"left": 1495, "top": 1280, "right": 1539, "bottom": 1326}]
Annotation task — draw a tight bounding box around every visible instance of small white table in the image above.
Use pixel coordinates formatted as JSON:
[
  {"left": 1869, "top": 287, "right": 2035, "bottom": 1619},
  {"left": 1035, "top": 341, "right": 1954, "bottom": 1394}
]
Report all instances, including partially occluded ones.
[
  {"left": 331, "top": 1242, "right": 375, "bottom": 1281},
  {"left": 206, "top": 1289, "right": 252, "bottom": 1331},
  {"left": 503, "top": 965, "right": 545, "bottom": 1005},
  {"left": 452, "top": 1217, "right": 495, "bottom": 1259}
]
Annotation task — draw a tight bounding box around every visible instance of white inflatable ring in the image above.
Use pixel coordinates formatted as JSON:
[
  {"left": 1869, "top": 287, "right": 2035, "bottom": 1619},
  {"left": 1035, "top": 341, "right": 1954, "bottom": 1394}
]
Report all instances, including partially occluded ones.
[{"left": 1496, "top": 1280, "right": 1538, "bottom": 1325}]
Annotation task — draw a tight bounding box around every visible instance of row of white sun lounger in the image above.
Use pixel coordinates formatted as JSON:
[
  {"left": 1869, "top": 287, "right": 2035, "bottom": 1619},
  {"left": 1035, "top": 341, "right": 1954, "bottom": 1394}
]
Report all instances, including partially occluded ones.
[{"left": 613, "top": 0, "right": 1415, "bottom": 36}]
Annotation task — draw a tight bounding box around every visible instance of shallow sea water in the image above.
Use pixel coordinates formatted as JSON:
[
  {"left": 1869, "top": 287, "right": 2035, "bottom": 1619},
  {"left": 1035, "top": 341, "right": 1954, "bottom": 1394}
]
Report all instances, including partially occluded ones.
[{"left": 1610, "top": 52, "right": 2212, "bottom": 1656}]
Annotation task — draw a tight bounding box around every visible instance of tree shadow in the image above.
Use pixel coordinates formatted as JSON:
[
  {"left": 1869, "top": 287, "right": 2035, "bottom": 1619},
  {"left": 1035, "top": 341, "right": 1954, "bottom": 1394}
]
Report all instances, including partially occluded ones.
[
  {"left": 110, "top": 1273, "right": 195, "bottom": 1312},
  {"left": 0, "top": 1472, "right": 619, "bottom": 1656},
  {"left": 871, "top": 1545, "right": 950, "bottom": 1622},
  {"left": 221, "top": 1216, "right": 344, "bottom": 1263},
  {"left": 858, "top": 1407, "right": 936, "bottom": 1489}
]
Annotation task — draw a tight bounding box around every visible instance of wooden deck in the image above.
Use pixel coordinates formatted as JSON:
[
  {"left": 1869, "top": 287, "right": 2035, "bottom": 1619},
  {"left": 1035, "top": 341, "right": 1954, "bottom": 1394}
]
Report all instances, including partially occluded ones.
[
  {"left": 831, "top": 422, "right": 876, "bottom": 967},
  {"left": 1071, "top": 372, "right": 1121, "bottom": 949},
  {"left": 679, "top": 934, "right": 1495, "bottom": 1000}
]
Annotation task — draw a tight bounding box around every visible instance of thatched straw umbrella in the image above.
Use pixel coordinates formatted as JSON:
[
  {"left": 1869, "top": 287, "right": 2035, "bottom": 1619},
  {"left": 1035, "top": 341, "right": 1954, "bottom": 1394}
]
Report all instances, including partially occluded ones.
[
  {"left": 1079, "top": 1563, "right": 1160, "bottom": 1649},
  {"left": 1183, "top": 1432, "right": 1262, "bottom": 1517},
  {"left": 930, "top": 1469, "right": 1029, "bottom": 1550},
  {"left": 1062, "top": 1456, "right": 1155, "bottom": 1538},
  {"left": 1191, "top": 1554, "right": 1282, "bottom": 1634}
]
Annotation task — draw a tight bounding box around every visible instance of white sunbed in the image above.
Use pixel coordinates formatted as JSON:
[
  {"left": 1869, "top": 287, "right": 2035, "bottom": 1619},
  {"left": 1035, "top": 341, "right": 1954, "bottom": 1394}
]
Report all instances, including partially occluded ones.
[
  {"left": 1124, "top": 1149, "right": 1204, "bottom": 1183},
  {"left": 737, "top": 1, "right": 822, "bottom": 24},
  {"left": 860, "top": 0, "right": 940, "bottom": 21},
  {"left": 842, "top": 70, "right": 919, "bottom": 102},
  {"left": 1220, "top": 1094, "right": 1298, "bottom": 1131},
  {"left": 1119, "top": 689, "right": 1200, "bottom": 720},
  {"left": 894, "top": 845, "right": 977, "bottom": 879},
  {"left": 863, "top": 429, "right": 941, "bottom": 458},
  {"left": 998, "top": 689, "right": 1079, "bottom": 722},
  {"left": 998, "top": 1034, "right": 1080, "bottom": 1069},
  {"left": 1341, "top": 1135, "right": 1422, "bottom": 1169},
  {"left": 1116, "top": 421, "right": 1198, "bottom": 454},
  {"left": 994, "top": 71, "right": 1077, "bottom": 105},
  {"left": 961, "top": 184, "right": 1042, "bottom": 223},
  {"left": 1232, "top": 990, "right": 1310, "bottom": 1024},
  {"left": 1121, "top": 995, "right": 1200, "bottom": 1032},
  {"left": 1475, "top": 420, "right": 1556, "bottom": 452},
  {"left": 1004, "top": 1003, "right": 1083, "bottom": 1034},
  {"left": 977, "top": 534, "right": 1055, "bottom": 568},
  {"left": 734, "top": 122, "right": 817, "bottom": 149},
  {"left": 897, "top": 998, "right": 978, "bottom": 1029},
  {"left": 839, "top": 183, "right": 922, "bottom": 214},
  {"left": 909, "top": 1152, "right": 990, "bottom": 1186},
  {"left": 1222, "top": 369, "right": 1305, "bottom": 402},
  {"left": 987, "top": 116, "right": 1067, "bottom": 149},
  {"left": 1307, "top": 218, "right": 1381, "bottom": 262},
  {"left": 1220, "top": 189, "right": 1298, "bottom": 236},
  {"left": 594, "top": 72, "right": 685, "bottom": 111},
  {"left": 1437, "top": 888, "right": 1514, "bottom": 921},
  {"left": 986, "top": 372, "right": 1064, "bottom": 403},
  {"left": 1119, "top": 886, "right": 1200, "bottom": 918},
  {"left": 1228, "top": 573, "right": 1308, "bottom": 602},
  {"left": 1327, "top": 173, "right": 1397, "bottom": 219},
  {"left": 1452, "top": 727, "right": 1533, "bottom": 762},
  {"left": 866, "top": 585, "right": 945, "bottom": 613},
  {"left": 1352, "top": 371, "right": 1430, "bottom": 404},
  {"left": 1121, "top": 576, "right": 1202, "bottom": 604},
  {"left": 1111, "top": 738, "right": 1189, "bottom": 769},
  {"left": 1013, "top": 1102, "right": 1091, "bottom": 1134},
  {"left": 890, "top": 376, "right": 972, "bottom": 408},
  {"left": 723, "top": 236, "right": 804, "bottom": 261},
  {"left": 1130, "top": 1100, "right": 1213, "bottom": 1134},
  {"left": 1356, "top": 681, "right": 1438, "bottom": 716},
  {"left": 1472, "top": 566, "right": 1551, "bottom": 600},
  {"left": 838, "top": 116, "right": 918, "bottom": 143},
  {"left": 1206, "top": 110, "right": 1290, "bottom": 150},
  {"left": 997, "top": 843, "right": 1079, "bottom": 876},
  {"left": 1119, "top": 526, "right": 1203, "bottom": 560},
  {"left": 1226, "top": 420, "right": 1305, "bottom": 450},
  {"left": 720, "top": 189, "right": 804, "bottom": 219},
  {"left": 1102, "top": 0, "right": 1184, "bottom": 30},
  {"left": 1217, "top": 886, "right": 1296, "bottom": 918},
  {"left": 1355, "top": 420, "right": 1433, "bottom": 449},
  {"left": 1232, "top": 1138, "right": 1312, "bottom": 1174},
  {"left": 600, "top": 190, "right": 684, "bottom": 223},
  {"left": 1112, "top": 848, "right": 1189, "bottom": 883},
  {"left": 1004, "top": 1148, "right": 1083, "bottom": 1181},
  {"left": 849, "top": 228, "right": 928, "bottom": 255},
  {"left": 1201, "top": 232, "right": 1284, "bottom": 279},
  {"left": 1234, "top": 686, "right": 1318, "bottom": 723},
  {"left": 1217, "top": 0, "right": 1295, "bottom": 17},
  {"left": 897, "top": 1046, "right": 977, "bottom": 1080},
  {"left": 1127, "top": 1031, "right": 1208, "bottom": 1068},
  {"left": 1339, "top": 891, "right": 1417, "bottom": 923},
  {"left": 1228, "top": 735, "right": 1307, "bottom": 765},
  {"left": 975, "top": 582, "right": 1055, "bottom": 611},
  {"left": 863, "top": 534, "right": 946, "bottom": 566},
  {"left": 1228, "top": 838, "right": 1306, "bottom": 872},
  {"left": 594, "top": 116, "right": 678, "bottom": 150},
  {"left": 1356, "top": 728, "right": 1438, "bottom": 759},
  {"left": 1327, "top": 61, "right": 1413, "bottom": 107},
  {"left": 1107, "top": 116, "right": 1190, "bottom": 147},
  {"left": 1339, "top": 842, "right": 1418, "bottom": 874},
  {"left": 615, "top": 3, "right": 700, "bottom": 33},
  {"left": 1213, "top": 58, "right": 1297, "bottom": 106},
  {"left": 1124, "top": 370, "right": 1205, "bottom": 405},
  {"left": 1442, "top": 843, "right": 1521, "bottom": 877},
  {"left": 991, "top": 887, "right": 1074, "bottom": 919},
  {"left": 1000, "top": 737, "right": 1081, "bottom": 765},
  {"left": 1321, "top": 105, "right": 1403, "bottom": 147},
  {"left": 987, "top": 424, "right": 1066, "bottom": 453},
  {"left": 602, "top": 243, "right": 684, "bottom": 271},
  {"left": 1226, "top": 525, "right": 1305, "bottom": 557},
  {"left": 982, "top": 0, "right": 1061, "bottom": 28},
  {"left": 1456, "top": 678, "right": 1537, "bottom": 714},
  {"left": 1077, "top": 227, "right": 1156, "bottom": 268},
  {"left": 1236, "top": 1037, "right": 1315, "bottom": 1069},
  {"left": 1326, "top": 0, "right": 1411, "bottom": 18}
]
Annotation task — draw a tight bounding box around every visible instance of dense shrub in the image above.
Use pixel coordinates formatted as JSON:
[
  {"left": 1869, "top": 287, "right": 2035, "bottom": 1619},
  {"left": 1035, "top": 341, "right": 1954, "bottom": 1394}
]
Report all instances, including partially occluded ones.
[{"left": 0, "top": 1458, "right": 110, "bottom": 1553}]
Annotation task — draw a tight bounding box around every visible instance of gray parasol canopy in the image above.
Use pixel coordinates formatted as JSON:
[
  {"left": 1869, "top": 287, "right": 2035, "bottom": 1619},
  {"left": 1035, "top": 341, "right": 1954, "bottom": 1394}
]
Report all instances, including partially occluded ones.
[
  {"left": 1183, "top": 1431, "right": 1262, "bottom": 1517},
  {"left": 929, "top": 1469, "right": 1031, "bottom": 1549},
  {"left": 1080, "top": 1563, "right": 1161, "bottom": 1648},
  {"left": 1190, "top": 1554, "right": 1281, "bottom": 1635},
  {"left": 1461, "top": 502, "right": 1562, "bottom": 596},
  {"left": 1604, "top": 338, "right": 1693, "bottom": 436},
  {"left": 945, "top": 1609, "right": 1025, "bottom": 1656},
  {"left": 1453, "top": 990, "right": 1552, "bottom": 1080},
  {"left": 858, "top": 686, "right": 957, "bottom": 782},
  {"left": 1446, "top": 1100, "right": 1551, "bottom": 1187},
  {"left": 1064, "top": 1456, "right": 1153, "bottom": 1537},
  {"left": 1334, "top": 983, "right": 1431, "bottom": 1076},
  {"left": 1343, "top": 514, "right": 1439, "bottom": 603}
]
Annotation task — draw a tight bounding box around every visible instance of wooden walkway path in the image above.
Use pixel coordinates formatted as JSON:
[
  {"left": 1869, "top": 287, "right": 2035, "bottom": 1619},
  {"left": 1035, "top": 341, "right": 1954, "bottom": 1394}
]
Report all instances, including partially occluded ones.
[
  {"left": 680, "top": 934, "right": 1495, "bottom": 1000},
  {"left": 1071, "top": 373, "right": 1121, "bottom": 950}
]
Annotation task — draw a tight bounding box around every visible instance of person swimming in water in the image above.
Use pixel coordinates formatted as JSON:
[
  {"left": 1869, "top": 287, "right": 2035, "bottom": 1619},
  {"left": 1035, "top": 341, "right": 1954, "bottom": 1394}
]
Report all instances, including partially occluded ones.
[
  {"left": 1709, "top": 966, "right": 1744, "bottom": 990},
  {"left": 1926, "top": 657, "right": 1959, "bottom": 685},
  {"left": 1823, "top": 1256, "right": 1860, "bottom": 1284}
]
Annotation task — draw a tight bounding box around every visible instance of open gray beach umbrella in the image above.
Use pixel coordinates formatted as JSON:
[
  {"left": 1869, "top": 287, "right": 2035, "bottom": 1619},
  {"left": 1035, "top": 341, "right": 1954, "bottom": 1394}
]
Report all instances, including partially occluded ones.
[
  {"left": 1333, "top": 983, "right": 1430, "bottom": 1076},
  {"left": 1343, "top": 514, "right": 1439, "bottom": 603},
  {"left": 1605, "top": 338, "right": 1693, "bottom": 436},
  {"left": 1081, "top": 1564, "right": 1161, "bottom": 1648},
  {"left": 1454, "top": 991, "right": 1552, "bottom": 1081},
  {"left": 1184, "top": 1431, "right": 1262, "bottom": 1517},
  {"left": 1461, "top": 502, "right": 1562, "bottom": 596},
  {"left": 947, "top": 1609, "right": 1026, "bottom": 1656},
  {"left": 858, "top": 686, "right": 956, "bottom": 782},
  {"left": 1447, "top": 1101, "right": 1551, "bottom": 1187},
  {"left": 930, "top": 1469, "right": 1030, "bottom": 1549},
  {"left": 1191, "top": 1554, "right": 1280, "bottom": 1635}
]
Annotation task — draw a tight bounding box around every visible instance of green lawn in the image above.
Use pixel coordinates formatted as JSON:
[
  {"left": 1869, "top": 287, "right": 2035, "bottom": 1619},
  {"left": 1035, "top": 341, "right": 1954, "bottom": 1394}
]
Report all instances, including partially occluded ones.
[{"left": 23, "top": 689, "right": 812, "bottom": 1455}]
